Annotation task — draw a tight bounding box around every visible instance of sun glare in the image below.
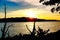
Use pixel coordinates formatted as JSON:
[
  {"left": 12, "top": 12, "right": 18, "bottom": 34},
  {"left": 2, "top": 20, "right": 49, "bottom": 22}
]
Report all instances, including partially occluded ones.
[{"left": 25, "top": 11, "right": 37, "bottom": 18}]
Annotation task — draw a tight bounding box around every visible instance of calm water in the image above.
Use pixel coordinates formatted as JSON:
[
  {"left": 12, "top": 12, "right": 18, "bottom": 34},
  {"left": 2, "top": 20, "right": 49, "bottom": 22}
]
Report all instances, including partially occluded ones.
[{"left": 0, "top": 21, "right": 60, "bottom": 37}]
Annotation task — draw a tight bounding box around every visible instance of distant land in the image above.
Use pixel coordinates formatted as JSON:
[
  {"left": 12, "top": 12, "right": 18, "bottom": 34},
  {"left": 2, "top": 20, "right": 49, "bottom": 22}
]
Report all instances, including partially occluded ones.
[{"left": 0, "top": 17, "right": 60, "bottom": 22}]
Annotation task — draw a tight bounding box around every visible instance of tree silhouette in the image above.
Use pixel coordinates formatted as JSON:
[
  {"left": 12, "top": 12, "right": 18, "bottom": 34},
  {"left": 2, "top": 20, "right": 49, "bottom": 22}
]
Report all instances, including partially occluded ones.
[
  {"left": 39, "top": 0, "right": 60, "bottom": 13},
  {"left": 1, "top": 0, "right": 7, "bottom": 38},
  {"left": 1, "top": 0, "right": 13, "bottom": 38},
  {"left": 26, "top": 21, "right": 50, "bottom": 38},
  {"left": 26, "top": 21, "right": 36, "bottom": 36}
]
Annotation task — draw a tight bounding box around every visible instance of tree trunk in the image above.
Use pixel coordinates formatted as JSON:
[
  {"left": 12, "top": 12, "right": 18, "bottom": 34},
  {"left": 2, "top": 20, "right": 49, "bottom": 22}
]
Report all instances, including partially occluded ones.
[{"left": 1, "top": 0, "right": 7, "bottom": 38}]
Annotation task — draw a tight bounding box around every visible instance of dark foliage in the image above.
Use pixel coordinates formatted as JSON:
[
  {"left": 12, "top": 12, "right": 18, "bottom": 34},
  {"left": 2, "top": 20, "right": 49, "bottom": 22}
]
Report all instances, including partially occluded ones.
[
  {"left": 39, "top": 0, "right": 60, "bottom": 13},
  {"left": 42, "top": 0, "right": 60, "bottom": 5},
  {"left": 0, "top": 21, "right": 60, "bottom": 40},
  {"left": 51, "top": 7, "right": 55, "bottom": 13},
  {"left": 39, "top": 0, "right": 44, "bottom": 3},
  {"left": 0, "top": 27, "right": 60, "bottom": 40}
]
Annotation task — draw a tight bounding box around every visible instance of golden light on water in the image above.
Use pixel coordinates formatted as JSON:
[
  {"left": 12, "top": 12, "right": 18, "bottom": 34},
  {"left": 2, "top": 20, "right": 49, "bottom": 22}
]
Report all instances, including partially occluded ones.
[{"left": 9, "top": 22, "right": 60, "bottom": 35}]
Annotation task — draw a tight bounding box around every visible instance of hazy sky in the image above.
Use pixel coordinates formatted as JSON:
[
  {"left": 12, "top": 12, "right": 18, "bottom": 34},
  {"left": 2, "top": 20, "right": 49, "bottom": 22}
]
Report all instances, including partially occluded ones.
[{"left": 0, "top": 0, "right": 60, "bottom": 20}]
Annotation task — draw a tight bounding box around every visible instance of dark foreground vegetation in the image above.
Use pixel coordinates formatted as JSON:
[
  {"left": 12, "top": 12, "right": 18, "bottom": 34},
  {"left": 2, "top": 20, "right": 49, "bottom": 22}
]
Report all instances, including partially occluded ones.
[
  {"left": 0, "top": 21, "right": 60, "bottom": 40},
  {"left": 1, "top": 30, "right": 60, "bottom": 40},
  {"left": 0, "top": 28, "right": 60, "bottom": 40}
]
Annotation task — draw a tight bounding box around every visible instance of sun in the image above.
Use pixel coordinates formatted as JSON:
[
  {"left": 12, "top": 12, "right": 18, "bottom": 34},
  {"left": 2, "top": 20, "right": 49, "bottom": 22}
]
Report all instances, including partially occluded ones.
[{"left": 25, "top": 11, "right": 37, "bottom": 18}]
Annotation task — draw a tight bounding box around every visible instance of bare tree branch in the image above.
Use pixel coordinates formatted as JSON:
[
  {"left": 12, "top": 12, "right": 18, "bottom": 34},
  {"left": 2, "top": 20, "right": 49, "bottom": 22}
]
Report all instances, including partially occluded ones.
[{"left": 26, "top": 25, "right": 31, "bottom": 33}]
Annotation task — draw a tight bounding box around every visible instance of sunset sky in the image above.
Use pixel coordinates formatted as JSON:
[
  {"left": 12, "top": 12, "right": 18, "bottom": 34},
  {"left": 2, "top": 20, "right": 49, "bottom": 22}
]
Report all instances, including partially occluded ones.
[{"left": 0, "top": 0, "right": 60, "bottom": 20}]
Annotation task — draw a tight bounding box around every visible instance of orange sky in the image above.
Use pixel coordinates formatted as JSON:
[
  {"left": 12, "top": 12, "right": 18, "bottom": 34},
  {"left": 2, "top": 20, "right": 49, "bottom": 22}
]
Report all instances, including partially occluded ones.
[
  {"left": 0, "top": 0, "right": 60, "bottom": 20},
  {"left": 0, "top": 8, "right": 60, "bottom": 20}
]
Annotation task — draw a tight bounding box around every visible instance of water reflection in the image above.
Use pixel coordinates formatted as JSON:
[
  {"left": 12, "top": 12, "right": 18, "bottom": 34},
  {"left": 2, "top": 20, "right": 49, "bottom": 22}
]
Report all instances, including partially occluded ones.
[{"left": 0, "top": 22, "right": 60, "bottom": 37}]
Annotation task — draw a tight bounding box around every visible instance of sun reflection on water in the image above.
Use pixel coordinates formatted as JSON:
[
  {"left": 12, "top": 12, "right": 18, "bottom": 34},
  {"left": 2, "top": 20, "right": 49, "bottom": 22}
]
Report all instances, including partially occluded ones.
[{"left": 5, "top": 22, "right": 60, "bottom": 37}]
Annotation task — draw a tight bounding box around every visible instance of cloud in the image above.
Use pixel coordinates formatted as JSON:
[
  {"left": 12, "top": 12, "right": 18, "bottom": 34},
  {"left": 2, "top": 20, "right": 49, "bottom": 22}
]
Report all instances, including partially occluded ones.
[
  {"left": 6, "top": 8, "right": 51, "bottom": 18},
  {"left": 7, "top": 0, "right": 23, "bottom": 2},
  {"left": 7, "top": 0, "right": 41, "bottom": 6},
  {"left": 0, "top": 0, "right": 37, "bottom": 12},
  {"left": 7, "top": 1, "right": 37, "bottom": 12},
  {"left": 25, "top": 0, "right": 40, "bottom": 5},
  {"left": 0, "top": 0, "right": 51, "bottom": 13},
  {"left": 7, "top": 0, "right": 50, "bottom": 11}
]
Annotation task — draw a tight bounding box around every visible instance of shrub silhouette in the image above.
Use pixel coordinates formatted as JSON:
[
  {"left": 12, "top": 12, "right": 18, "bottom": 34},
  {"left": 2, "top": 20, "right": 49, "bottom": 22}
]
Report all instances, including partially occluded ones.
[
  {"left": 36, "top": 26, "right": 49, "bottom": 40},
  {"left": 0, "top": 21, "right": 60, "bottom": 40},
  {"left": 26, "top": 21, "right": 50, "bottom": 40},
  {"left": 26, "top": 21, "right": 36, "bottom": 36},
  {"left": 1, "top": 24, "right": 13, "bottom": 38}
]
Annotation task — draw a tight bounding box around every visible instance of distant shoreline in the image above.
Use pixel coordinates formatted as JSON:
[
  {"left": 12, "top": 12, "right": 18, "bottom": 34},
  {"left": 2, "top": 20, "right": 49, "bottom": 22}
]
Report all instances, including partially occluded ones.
[
  {"left": 0, "top": 17, "right": 60, "bottom": 22},
  {"left": 0, "top": 20, "right": 60, "bottom": 22}
]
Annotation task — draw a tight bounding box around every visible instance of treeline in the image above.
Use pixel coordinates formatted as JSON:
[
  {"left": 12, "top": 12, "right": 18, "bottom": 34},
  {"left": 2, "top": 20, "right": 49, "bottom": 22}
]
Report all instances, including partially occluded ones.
[{"left": 0, "top": 17, "right": 58, "bottom": 22}]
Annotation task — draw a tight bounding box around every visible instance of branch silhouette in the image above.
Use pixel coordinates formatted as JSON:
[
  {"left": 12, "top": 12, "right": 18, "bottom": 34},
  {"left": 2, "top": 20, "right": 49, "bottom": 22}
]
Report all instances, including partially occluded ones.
[{"left": 39, "top": 0, "right": 60, "bottom": 13}]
